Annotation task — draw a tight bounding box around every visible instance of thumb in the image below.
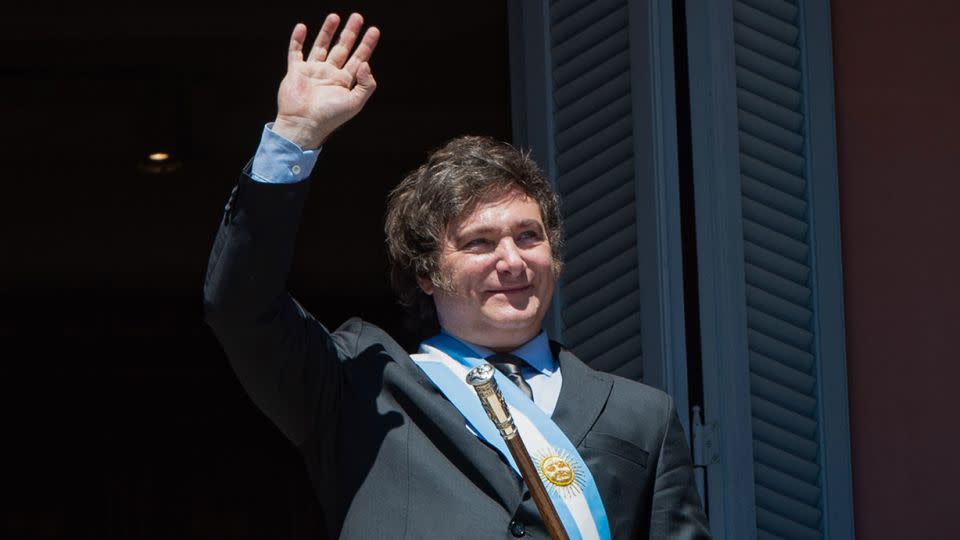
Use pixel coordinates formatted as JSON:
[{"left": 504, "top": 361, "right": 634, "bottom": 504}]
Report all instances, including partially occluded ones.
[{"left": 352, "top": 62, "right": 377, "bottom": 105}]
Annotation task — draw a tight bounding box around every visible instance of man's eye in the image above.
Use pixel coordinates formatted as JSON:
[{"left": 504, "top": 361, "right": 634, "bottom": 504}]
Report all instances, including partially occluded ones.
[
  {"left": 517, "top": 230, "right": 542, "bottom": 243},
  {"left": 464, "top": 238, "right": 492, "bottom": 248}
]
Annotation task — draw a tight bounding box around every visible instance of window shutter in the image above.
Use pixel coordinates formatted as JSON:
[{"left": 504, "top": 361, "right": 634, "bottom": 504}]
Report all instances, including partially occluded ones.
[
  {"left": 736, "top": 2, "right": 822, "bottom": 537},
  {"left": 550, "top": 0, "right": 642, "bottom": 379},
  {"left": 509, "top": 0, "right": 690, "bottom": 419},
  {"left": 685, "top": 0, "right": 854, "bottom": 538}
]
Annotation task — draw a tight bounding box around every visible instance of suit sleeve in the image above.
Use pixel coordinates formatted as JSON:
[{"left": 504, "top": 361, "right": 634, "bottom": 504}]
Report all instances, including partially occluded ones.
[
  {"left": 647, "top": 397, "right": 713, "bottom": 539},
  {"left": 203, "top": 169, "right": 351, "bottom": 447}
]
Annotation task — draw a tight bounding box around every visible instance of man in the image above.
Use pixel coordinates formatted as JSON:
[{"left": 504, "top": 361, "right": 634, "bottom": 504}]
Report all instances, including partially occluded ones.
[{"left": 204, "top": 12, "right": 710, "bottom": 539}]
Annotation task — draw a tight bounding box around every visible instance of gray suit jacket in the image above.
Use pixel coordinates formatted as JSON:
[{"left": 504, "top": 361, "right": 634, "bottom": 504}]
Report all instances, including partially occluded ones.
[{"left": 203, "top": 172, "right": 711, "bottom": 539}]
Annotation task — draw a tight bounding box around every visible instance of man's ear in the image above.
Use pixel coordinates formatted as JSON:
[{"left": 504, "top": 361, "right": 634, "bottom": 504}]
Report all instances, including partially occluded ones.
[{"left": 416, "top": 275, "right": 435, "bottom": 295}]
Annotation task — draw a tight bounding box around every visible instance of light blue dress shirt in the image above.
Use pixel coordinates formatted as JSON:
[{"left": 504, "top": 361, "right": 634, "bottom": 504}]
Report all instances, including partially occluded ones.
[
  {"left": 250, "top": 123, "right": 320, "bottom": 184},
  {"left": 249, "top": 123, "right": 564, "bottom": 415},
  {"left": 450, "top": 330, "right": 563, "bottom": 417}
]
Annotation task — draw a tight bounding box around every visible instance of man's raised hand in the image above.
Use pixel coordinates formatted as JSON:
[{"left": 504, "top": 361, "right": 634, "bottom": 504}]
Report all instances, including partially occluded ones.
[{"left": 272, "top": 13, "right": 380, "bottom": 149}]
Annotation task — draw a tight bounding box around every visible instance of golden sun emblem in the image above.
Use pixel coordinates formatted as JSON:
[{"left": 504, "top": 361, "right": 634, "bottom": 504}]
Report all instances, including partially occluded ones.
[{"left": 534, "top": 448, "right": 586, "bottom": 498}]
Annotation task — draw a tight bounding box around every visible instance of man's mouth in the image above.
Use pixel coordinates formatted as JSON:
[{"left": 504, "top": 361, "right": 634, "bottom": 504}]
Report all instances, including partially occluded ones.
[{"left": 488, "top": 285, "right": 532, "bottom": 294}]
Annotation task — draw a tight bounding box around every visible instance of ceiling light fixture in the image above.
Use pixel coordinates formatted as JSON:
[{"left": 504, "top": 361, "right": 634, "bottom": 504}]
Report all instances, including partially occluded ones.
[{"left": 139, "top": 151, "right": 181, "bottom": 174}]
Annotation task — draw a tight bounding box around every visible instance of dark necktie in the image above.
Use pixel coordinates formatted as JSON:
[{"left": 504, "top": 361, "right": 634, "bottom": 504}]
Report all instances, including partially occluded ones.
[{"left": 486, "top": 353, "right": 534, "bottom": 401}]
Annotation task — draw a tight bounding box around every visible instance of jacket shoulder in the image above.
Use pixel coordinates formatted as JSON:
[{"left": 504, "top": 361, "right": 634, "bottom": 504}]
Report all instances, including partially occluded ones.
[
  {"left": 558, "top": 345, "right": 676, "bottom": 435},
  {"left": 329, "top": 317, "right": 410, "bottom": 361},
  {"left": 557, "top": 343, "right": 673, "bottom": 411},
  {"left": 607, "top": 371, "right": 674, "bottom": 416}
]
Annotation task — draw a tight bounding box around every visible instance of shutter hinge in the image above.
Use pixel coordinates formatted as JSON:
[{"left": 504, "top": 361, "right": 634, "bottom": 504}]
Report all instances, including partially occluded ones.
[
  {"left": 692, "top": 405, "right": 720, "bottom": 467},
  {"left": 691, "top": 405, "right": 719, "bottom": 504}
]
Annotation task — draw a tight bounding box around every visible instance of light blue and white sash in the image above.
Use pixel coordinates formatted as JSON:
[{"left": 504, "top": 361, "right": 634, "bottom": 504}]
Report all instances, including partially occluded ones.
[{"left": 411, "top": 333, "right": 611, "bottom": 540}]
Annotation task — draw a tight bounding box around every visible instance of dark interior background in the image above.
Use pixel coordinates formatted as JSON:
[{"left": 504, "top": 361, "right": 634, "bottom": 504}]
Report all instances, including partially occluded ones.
[{"left": 2, "top": 2, "right": 511, "bottom": 538}]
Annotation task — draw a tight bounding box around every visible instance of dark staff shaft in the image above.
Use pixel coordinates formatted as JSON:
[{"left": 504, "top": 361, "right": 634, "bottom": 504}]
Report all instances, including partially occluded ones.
[{"left": 504, "top": 432, "right": 569, "bottom": 540}]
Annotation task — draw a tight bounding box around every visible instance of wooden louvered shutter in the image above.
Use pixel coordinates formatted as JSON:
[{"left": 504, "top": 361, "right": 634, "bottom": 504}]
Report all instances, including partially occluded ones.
[
  {"left": 552, "top": 0, "right": 642, "bottom": 380},
  {"left": 509, "top": 0, "right": 691, "bottom": 421},
  {"left": 685, "top": 0, "right": 854, "bottom": 538}
]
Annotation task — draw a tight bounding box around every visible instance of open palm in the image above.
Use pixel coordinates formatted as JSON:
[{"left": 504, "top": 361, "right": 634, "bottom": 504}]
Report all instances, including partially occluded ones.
[{"left": 274, "top": 13, "right": 380, "bottom": 149}]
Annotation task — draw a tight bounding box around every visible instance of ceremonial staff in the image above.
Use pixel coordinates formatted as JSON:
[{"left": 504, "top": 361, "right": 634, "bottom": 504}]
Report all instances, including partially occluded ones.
[{"left": 466, "top": 364, "right": 570, "bottom": 540}]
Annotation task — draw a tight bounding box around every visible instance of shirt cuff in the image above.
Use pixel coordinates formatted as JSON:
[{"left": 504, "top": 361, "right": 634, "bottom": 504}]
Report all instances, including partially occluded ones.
[{"left": 249, "top": 123, "right": 320, "bottom": 184}]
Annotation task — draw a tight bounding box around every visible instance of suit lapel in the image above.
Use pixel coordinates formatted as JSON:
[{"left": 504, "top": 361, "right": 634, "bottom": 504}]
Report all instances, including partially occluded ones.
[
  {"left": 398, "top": 351, "right": 524, "bottom": 510},
  {"left": 550, "top": 345, "right": 614, "bottom": 446}
]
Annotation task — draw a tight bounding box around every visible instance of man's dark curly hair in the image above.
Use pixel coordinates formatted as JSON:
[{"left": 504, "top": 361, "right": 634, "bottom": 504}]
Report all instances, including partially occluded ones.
[{"left": 384, "top": 135, "right": 564, "bottom": 337}]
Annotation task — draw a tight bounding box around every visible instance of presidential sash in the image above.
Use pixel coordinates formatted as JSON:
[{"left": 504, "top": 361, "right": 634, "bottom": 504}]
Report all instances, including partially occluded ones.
[{"left": 411, "top": 333, "right": 611, "bottom": 540}]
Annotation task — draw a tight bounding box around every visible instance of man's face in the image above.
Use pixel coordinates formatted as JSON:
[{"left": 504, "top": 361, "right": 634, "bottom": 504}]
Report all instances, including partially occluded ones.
[{"left": 417, "top": 188, "right": 557, "bottom": 351}]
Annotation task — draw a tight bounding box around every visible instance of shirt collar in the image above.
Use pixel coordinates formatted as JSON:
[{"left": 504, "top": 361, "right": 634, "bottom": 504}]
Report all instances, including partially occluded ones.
[{"left": 440, "top": 329, "right": 557, "bottom": 376}]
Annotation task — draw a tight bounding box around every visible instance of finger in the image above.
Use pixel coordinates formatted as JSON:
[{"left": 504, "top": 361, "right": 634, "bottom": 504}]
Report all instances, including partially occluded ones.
[
  {"left": 326, "top": 12, "right": 364, "bottom": 68},
  {"left": 351, "top": 62, "right": 377, "bottom": 107},
  {"left": 307, "top": 13, "right": 340, "bottom": 62},
  {"left": 343, "top": 26, "right": 380, "bottom": 79},
  {"left": 287, "top": 23, "right": 308, "bottom": 65}
]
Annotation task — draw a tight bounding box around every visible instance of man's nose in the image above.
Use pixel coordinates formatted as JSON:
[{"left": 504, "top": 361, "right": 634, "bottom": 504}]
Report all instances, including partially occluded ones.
[{"left": 495, "top": 239, "right": 525, "bottom": 275}]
